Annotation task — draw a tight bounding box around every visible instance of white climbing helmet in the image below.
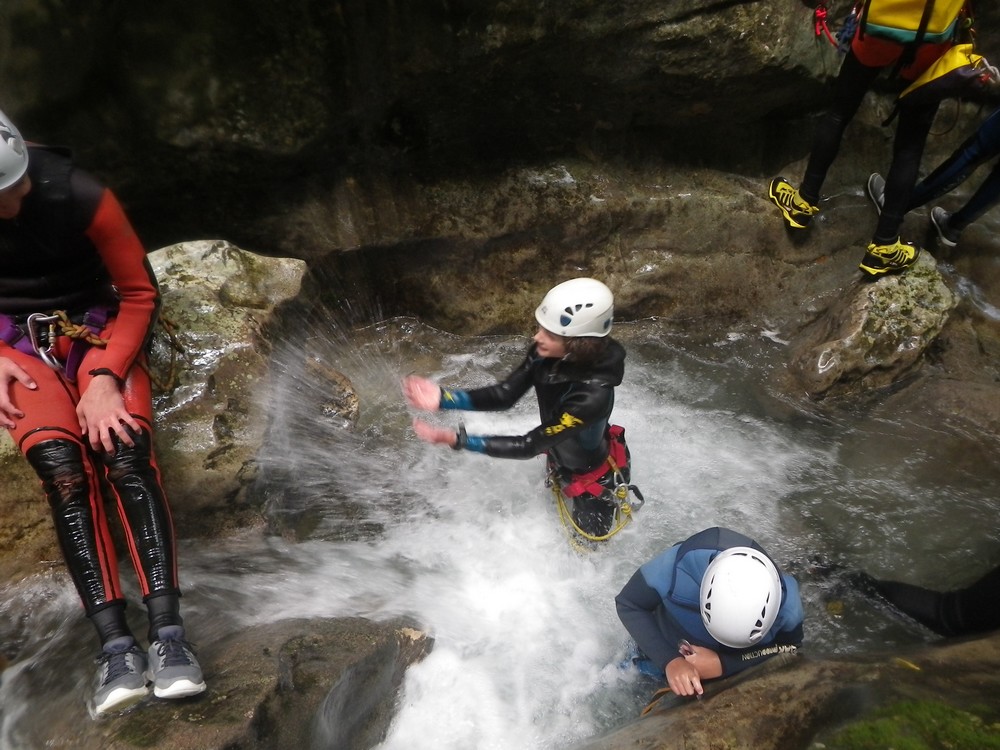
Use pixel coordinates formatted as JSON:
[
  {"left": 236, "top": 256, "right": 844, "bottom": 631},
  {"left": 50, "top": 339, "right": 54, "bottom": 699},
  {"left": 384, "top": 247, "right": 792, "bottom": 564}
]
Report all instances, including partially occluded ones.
[
  {"left": 700, "top": 546, "right": 782, "bottom": 648},
  {"left": 534, "top": 277, "right": 614, "bottom": 338},
  {"left": 0, "top": 109, "right": 27, "bottom": 191}
]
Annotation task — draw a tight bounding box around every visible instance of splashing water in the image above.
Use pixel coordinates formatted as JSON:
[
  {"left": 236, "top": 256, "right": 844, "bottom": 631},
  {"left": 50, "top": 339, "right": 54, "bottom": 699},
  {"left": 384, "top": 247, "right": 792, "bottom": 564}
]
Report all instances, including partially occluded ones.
[{"left": 2, "top": 315, "right": 999, "bottom": 749}]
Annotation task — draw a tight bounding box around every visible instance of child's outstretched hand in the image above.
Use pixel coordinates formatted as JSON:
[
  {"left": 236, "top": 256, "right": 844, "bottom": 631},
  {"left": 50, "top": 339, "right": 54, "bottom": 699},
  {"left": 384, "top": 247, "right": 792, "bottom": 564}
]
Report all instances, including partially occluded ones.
[
  {"left": 402, "top": 375, "right": 441, "bottom": 411},
  {"left": 411, "top": 418, "right": 457, "bottom": 447}
]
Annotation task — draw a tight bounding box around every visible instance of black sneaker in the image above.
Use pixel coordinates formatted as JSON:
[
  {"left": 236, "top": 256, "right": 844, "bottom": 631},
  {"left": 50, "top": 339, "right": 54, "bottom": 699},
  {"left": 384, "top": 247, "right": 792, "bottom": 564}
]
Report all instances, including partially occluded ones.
[
  {"left": 866, "top": 173, "right": 885, "bottom": 215},
  {"left": 858, "top": 238, "right": 920, "bottom": 276},
  {"left": 146, "top": 626, "right": 207, "bottom": 699},
  {"left": 930, "top": 207, "right": 959, "bottom": 247},
  {"left": 93, "top": 636, "right": 149, "bottom": 715}
]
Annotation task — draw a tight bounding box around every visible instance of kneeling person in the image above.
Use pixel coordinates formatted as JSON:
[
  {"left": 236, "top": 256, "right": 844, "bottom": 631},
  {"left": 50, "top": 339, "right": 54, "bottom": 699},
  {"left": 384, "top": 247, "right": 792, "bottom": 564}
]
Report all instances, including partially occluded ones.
[{"left": 616, "top": 527, "right": 804, "bottom": 697}]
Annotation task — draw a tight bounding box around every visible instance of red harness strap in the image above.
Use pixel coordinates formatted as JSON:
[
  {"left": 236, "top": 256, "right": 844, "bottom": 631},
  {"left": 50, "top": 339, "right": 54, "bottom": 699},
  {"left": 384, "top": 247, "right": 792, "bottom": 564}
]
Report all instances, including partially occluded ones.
[{"left": 559, "top": 425, "right": 628, "bottom": 499}]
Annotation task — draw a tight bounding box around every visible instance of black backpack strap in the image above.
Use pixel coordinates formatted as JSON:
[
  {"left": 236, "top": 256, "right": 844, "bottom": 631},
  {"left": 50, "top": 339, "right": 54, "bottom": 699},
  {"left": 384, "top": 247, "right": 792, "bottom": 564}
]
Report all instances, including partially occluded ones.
[
  {"left": 892, "top": 0, "right": 938, "bottom": 78},
  {"left": 911, "top": 0, "right": 938, "bottom": 51},
  {"left": 858, "top": 0, "right": 871, "bottom": 40}
]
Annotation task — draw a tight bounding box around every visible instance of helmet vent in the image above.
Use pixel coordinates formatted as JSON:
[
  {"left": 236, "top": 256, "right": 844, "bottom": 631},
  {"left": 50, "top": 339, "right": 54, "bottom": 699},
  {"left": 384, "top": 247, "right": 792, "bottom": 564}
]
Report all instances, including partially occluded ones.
[
  {"left": 535, "top": 279, "right": 613, "bottom": 338},
  {"left": 560, "top": 303, "right": 595, "bottom": 327}
]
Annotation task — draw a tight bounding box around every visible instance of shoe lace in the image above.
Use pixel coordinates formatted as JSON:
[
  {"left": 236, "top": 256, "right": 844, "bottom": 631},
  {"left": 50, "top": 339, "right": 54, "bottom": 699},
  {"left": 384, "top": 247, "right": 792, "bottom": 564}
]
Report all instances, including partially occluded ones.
[
  {"left": 156, "top": 637, "right": 196, "bottom": 668},
  {"left": 776, "top": 184, "right": 797, "bottom": 207},
  {"left": 99, "top": 648, "right": 138, "bottom": 685},
  {"left": 885, "top": 244, "right": 910, "bottom": 263},
  {"left": 782, "top": 188, "right": 816, "bottom": 214}
]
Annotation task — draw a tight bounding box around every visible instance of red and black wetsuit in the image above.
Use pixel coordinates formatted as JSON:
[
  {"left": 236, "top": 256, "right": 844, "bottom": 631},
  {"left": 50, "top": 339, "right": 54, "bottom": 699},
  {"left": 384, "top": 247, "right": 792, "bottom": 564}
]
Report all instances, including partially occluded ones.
[{"left": 0, "top": 145, "right": 181, "bottom": 643}]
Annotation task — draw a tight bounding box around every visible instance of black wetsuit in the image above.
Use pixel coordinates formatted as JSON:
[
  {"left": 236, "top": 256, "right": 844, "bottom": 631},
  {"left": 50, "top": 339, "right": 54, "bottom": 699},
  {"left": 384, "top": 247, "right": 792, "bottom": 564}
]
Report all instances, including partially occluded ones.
[
  {"left": 441, "top": 339, "right": 627, "bottom": 534},
  {"left": 856, "top": 565, "right": 1000, "bottom": 637}
]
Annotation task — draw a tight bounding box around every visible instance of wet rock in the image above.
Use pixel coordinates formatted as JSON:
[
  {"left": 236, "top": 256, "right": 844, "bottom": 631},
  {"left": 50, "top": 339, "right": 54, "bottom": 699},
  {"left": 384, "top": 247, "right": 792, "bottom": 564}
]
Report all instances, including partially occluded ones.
[
  {"left": 575, "top": 632, "right": 1000, "bottom": 750},
  {"left": 4, "top": 2, "right": 999, "bottom": 257},
  {"left": 35, "top": 617, "right": 432, "bottom": 750},
  {"left": 784, "top": 252, "right": 957, "bottom": 400},
  {"left": 144, "top": 240, "right": 307, "bottom": 536}
]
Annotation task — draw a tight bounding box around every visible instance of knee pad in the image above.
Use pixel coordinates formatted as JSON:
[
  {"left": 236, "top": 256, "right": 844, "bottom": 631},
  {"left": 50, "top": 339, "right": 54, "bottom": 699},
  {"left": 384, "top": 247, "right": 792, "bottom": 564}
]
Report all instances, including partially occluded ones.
[
  {"left": 25, "top": 437, "right": 123, "bottom": 611},
  {"left": 25, "top": 438, "right": 89, "bottom": 511},
  {"left": 100, "top": 424, "right": 178, "bottom": 596},
  {"left": 102, "top": 424, "right": 153, "bottom": 479}
]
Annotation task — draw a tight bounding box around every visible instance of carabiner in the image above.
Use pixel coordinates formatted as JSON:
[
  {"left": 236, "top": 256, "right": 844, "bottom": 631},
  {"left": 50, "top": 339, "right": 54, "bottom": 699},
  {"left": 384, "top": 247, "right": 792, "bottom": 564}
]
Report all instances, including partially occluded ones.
[
  {"left": 627, "top": 484, "right": 645, "bottom": 511},
  {"left": 26, "top": 312, "right": 63, "bottom": 372}
]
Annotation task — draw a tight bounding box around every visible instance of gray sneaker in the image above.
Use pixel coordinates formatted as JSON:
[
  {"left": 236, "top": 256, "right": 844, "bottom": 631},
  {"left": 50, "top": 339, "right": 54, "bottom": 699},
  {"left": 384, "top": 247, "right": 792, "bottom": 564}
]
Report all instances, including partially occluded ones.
[
  {"left": 93, "top": 636, "right": 149, "bottom": 716},
  {"left": 930, "top": 206, "right": 959, "bottom": 247},
  {"left": 146, "top": 626, "right": 206, "bottom": 699},
  {"left": 866, "top": 173, "right": 885, "bottom": 215}
]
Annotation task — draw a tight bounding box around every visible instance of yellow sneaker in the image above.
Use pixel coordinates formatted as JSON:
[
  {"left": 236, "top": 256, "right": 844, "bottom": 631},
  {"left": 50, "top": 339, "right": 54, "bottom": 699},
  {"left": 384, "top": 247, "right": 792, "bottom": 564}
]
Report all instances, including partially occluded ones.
[
  {"left": 768, "top": 177, "right": 819, "bottom": 229},
  {"left": 858, "top": 238, "right": 920, "bottom": 276}
]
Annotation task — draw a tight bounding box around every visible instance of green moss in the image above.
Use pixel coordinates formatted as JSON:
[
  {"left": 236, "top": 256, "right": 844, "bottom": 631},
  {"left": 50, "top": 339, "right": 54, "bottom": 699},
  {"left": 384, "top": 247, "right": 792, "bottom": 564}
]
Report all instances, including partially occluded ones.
[{"left": 821, "top": 699, "right": 1000, "bottom": 750}]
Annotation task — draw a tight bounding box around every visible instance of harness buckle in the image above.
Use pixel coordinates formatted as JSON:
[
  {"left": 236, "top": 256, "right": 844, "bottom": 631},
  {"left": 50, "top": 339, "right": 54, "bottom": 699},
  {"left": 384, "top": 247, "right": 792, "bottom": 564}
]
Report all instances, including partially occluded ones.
[{"left": 26, "top": 312, "right": 63, "bottom": 372}]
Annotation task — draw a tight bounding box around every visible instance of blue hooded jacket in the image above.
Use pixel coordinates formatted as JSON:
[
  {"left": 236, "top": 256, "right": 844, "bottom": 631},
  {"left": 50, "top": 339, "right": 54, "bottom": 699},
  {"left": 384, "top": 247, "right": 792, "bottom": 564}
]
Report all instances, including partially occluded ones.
[{"left": 616, "top": 527, "right": 804, "bottom": 677}]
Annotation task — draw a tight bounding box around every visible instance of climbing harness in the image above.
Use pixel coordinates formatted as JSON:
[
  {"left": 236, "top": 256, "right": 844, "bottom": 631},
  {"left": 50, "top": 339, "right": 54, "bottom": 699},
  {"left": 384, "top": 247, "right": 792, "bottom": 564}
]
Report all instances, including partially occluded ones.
[
  {"left": 0, "top": 307, "right": 184, "bottom": 392},
  {"left": 0, "top": 307, "right": 110, "bottom": 381},
  {"left": 547, "top": 426, "right": 645, "bottom": 544},
  {"left": 549, "top": 466, "right": 642, "bottom": 544}
]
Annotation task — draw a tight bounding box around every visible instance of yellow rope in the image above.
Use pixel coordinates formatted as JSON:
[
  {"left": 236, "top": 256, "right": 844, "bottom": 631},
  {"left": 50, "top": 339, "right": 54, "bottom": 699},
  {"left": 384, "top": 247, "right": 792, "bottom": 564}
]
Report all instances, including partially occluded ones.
[
  {"left": 640, "top": 686, "right": 673, "bottom": 716},
  {"left": 49, "top": 310, "right": 186, "bottom": 392},
  {"left": 550, "top": 469, "right": 635, "bottom": 544},
  {"left": 53, "top": 310, "right": 108, "bottom": 347},
  {"left": 144, "top": 315, "right": 186, "bottom": 392}
]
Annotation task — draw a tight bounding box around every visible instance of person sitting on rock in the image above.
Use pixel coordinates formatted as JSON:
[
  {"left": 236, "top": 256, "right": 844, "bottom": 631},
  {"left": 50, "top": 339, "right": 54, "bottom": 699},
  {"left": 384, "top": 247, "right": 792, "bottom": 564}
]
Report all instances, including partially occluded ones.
[
  {"left": 0, "top": 108, "right": 206, "bottom": 716},
  {"left": 866, "top": 105, "right": 1000, "bottom": 249},
  {"left": 616, "top": 527, "right": 804, "bottom": 698},
  {"left": 850, "top": 564, "right": 1000, "bottom": 637},
  {"left": 402, "top": 277, "right": 633, "bottom": 538}
]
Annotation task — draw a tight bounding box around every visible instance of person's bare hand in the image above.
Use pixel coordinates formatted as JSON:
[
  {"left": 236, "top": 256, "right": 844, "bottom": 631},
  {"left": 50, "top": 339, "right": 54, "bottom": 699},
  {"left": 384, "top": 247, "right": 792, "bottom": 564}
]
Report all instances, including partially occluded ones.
[
  {"left": 402, "top": 375, "right": 442, "bottom": 411},
  {"left": 77, "top": 374, "right": 141, "bottom": 453},
  {"left": 411, "top": 418, "right": 457, "bottom": 447},
  {"left": 0, "top": 356, "right": 36, "bottom": 428},
  {"left": 665, "top": 656, "right": 704, "bottom": 697}
]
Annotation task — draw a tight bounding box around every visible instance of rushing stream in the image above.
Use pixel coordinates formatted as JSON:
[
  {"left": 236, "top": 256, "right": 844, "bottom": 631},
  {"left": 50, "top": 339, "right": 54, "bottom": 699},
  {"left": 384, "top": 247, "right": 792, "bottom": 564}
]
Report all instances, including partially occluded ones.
[{"left": 2, "top": 310, "right": 999, "bottom": 749}]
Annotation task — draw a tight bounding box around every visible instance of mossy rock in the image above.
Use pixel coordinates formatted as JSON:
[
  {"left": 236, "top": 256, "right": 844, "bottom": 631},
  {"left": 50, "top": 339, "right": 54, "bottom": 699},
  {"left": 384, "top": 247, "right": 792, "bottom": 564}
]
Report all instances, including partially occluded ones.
[{"left": 815, "top": 699, "right": 1000, "bottom": 750}]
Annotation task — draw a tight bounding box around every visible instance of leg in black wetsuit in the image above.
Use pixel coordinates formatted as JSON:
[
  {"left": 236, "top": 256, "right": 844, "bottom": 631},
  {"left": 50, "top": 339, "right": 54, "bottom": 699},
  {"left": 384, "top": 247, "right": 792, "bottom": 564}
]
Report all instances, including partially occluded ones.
[
  {"left": 571, "top": 492, "right": 617, "bottom": 537},
  {"left": 854, "top": 565, "right": 1000, "bottom": 637}
]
